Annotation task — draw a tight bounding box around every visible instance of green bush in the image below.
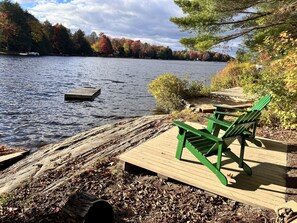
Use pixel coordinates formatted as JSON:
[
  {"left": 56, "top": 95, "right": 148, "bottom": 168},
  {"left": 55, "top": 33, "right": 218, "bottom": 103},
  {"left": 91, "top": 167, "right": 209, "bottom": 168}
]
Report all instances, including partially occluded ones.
[
  {"left": 210, "top": 60, "right": 257, "bottom": 91},
  {"left": 148, "top": 73, "right": 186, "bottom": 113},
  {"left": 241, "top": 32, "right": 297, "bottom": 129},
  {"left": 148, "top": 73, "right": 206, "bottom": 113},
  {"left": 185, "top": 79, "right": 205, "bottom": 98}
]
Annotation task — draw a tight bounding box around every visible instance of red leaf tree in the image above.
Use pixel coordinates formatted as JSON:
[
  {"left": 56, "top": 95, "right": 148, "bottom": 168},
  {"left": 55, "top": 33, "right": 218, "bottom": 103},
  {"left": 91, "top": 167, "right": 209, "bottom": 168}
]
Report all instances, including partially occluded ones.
[{"left": 97, "top": 33, "right": 113, "bottom": 55}]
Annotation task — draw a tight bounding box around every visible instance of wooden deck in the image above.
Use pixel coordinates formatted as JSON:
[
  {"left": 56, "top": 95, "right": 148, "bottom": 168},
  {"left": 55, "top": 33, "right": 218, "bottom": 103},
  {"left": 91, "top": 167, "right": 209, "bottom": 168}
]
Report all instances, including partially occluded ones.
[
  {"left": 119, "top": 123, "right": 289, "bottom": 210},
  {"left": 64, "top": 87, "right": 101, "bottom": 101},
  {"left": 210, "top": 87, "right": 255, "bottom": 100},
  {"left": 0, "top": 150, "right": 29, "bottom": 167}
]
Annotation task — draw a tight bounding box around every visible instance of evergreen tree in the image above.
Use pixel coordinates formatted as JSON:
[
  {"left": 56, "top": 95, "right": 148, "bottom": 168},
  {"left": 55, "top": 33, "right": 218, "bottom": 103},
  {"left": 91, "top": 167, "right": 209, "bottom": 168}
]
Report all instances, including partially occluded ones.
[
  {"left": 52, "top": 23, "right": 72, "bottom": 55},
  {"left": 171, "top": 0, "right": 297, "bottom": 51},
  {"left": 42, "top": 20, "right": 54, "bottom": 53},
  {"left": 25, "top": 12, "right": 51, "bottom": 55},
  {"left": 156, "top": 46, "right": 173, "bottom": 60},
  {"left": 86, "top": 32, "right": 98, "bottom": 45},
  {"left": 72, "top": 29, "right": 92, "bottom": 55}
]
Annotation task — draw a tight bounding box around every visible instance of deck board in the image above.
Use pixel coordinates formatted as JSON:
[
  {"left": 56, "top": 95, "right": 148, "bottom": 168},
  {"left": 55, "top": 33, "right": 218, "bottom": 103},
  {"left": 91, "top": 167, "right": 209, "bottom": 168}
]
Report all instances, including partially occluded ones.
[
  {"left": 0, "top": 150, "right": 29, "bottom": 166},
  {"left": 210, "top": 87, "right": 255, "bottom": 99},
  {"left": 119, "top": 123, "right": 288, "bottom": 210}
]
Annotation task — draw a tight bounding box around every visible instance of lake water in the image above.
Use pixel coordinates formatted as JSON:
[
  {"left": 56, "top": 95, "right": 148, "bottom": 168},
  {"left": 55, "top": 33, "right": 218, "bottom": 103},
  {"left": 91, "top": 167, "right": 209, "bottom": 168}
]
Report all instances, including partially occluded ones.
[{"left": 0, "top": 56, "right": 226, "bottom": 150}]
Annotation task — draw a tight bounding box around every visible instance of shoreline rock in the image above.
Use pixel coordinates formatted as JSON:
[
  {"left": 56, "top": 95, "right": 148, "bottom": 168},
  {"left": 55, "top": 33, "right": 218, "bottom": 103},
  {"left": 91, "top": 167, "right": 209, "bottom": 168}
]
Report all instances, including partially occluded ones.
[{"left": 0, "top": 115, "right": 171, "bottom": 194}]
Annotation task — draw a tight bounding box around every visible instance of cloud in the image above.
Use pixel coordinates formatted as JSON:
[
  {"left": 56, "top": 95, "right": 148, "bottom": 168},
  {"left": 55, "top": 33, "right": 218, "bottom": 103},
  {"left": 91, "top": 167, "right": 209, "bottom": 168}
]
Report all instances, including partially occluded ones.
[{"left": 14, "top": 0, "right": 188, "bottom": 50}]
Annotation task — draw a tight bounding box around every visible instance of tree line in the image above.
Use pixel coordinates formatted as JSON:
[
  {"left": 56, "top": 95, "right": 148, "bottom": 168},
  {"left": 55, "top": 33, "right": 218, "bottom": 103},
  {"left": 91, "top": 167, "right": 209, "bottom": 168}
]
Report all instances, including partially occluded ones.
[{"left": 0, "top": 0, "right": 231, "bottom": 61}]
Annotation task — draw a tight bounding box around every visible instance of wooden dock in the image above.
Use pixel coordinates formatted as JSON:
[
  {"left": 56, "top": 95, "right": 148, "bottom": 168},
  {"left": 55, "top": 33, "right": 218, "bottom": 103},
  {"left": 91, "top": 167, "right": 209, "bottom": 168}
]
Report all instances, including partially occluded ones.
[
  {"left": 0, "top": 150, "right": 29, "bottom": 167},
  {"left": 185, "top": 87, "right": 256, "bottom": 113},
  {"left": 210, "top": 87, "right": 255, "bottom": 100},
  {"left": 64, "top": 87, "right": 101, "bottom": 101},
  {"left": 119, "top": 123, "right": 289, "bottom": 210}
]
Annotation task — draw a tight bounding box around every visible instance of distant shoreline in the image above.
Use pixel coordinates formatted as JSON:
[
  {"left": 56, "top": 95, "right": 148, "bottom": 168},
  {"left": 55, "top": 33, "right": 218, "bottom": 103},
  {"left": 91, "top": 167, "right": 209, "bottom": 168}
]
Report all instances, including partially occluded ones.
[{"left": 0, "top": 51, "right": 230, "bottom": 62}]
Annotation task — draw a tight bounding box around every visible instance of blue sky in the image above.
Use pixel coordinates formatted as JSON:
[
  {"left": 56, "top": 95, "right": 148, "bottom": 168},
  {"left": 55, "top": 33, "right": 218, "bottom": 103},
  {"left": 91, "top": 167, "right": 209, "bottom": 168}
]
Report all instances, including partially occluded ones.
[{"left": 15, "top": 0, "right": 238, "bottom": 55}]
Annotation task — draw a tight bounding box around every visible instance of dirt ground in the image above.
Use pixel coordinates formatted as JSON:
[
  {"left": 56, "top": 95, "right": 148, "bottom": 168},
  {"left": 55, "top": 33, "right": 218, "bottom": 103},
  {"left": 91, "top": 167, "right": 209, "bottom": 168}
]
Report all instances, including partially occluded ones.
[{"left": 0, "top": 155, "right": 277, "bottom": 223}]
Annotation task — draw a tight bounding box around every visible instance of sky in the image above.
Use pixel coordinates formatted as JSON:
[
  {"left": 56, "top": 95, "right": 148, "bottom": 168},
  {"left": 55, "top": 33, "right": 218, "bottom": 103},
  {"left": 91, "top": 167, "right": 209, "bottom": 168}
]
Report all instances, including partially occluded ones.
[{"left": 14, "top": 0, "right": 238, "bottom": 55}]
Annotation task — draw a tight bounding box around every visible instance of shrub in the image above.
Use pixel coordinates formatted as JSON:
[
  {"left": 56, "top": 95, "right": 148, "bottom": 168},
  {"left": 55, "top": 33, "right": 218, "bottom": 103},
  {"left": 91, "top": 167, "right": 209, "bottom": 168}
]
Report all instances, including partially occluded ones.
[
  {"left": 148, "top": 73, "right": 186, "bottom": 113},
  {"left": 241, "top": 32, "right": 297, "bottom": 129},
  {"left": 148, "top": 73, "right": 206, "bottom": 113},
  {"left": 210, "top": 60, "right": 257, "bottom": 91},
  {"left": 183, "top": 78, "right": 205, "bottom": 98}
]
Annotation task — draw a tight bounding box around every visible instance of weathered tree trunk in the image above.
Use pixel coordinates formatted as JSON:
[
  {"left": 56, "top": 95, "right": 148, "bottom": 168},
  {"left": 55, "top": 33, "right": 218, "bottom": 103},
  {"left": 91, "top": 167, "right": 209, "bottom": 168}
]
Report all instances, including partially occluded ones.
[{"left": 63, "top": 191, "right": 114, "bottom": 223}]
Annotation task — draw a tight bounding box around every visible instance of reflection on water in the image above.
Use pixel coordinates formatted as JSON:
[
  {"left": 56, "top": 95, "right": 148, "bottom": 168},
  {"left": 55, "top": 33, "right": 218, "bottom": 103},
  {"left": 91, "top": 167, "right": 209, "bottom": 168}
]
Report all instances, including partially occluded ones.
[{"left": 0, "top": 56, "right": 226, "bottom": 150}]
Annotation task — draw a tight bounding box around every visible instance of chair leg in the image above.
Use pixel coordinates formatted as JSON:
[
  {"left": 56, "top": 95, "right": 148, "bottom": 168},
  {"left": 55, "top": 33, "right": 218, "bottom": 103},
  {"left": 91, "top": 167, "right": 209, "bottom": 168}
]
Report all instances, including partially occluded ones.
[
  {"left": 186, "top": 145, "right": 228, "bottom": 185},
  {"left": 239, "top": 136, "right": 245, "bottom": 168},
  {"left": 216, "top": 143, "right": 223, "bottom": 170},
  {"left": 176, "top": 142, "right": 184, "bottom": 160},
  {"left": 175, "top": 129, "right": 186, "bottom": 160},
  {"left": 224, "top": 149, "right": 252, "bottom": 175},
  {"left": 247, "top": 121, "right": 262, "bottom": 147}
]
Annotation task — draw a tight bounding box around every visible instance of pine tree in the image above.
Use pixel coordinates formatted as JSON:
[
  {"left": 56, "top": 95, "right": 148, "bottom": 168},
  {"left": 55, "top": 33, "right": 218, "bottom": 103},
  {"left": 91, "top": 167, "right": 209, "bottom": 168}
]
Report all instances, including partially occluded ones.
[{"left": 171, "top": 0, "right": 297, "bottom": 51}]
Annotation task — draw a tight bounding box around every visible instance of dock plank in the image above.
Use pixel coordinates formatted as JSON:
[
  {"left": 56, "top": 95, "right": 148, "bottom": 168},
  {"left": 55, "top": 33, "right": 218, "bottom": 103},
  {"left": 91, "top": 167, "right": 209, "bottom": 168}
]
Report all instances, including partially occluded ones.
[
  {"left": 0, "top": 151, "right": 29, "bottom": 166},
  {"left": 210, "top": 87, "right": 255, "bottom": 99},
  {"left": 119, "top": 123, "right": 288, "bottom": 210}
]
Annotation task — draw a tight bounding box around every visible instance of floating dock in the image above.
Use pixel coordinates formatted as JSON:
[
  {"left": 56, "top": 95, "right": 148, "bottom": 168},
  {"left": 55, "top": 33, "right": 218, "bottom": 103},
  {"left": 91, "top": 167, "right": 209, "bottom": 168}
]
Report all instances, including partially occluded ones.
[{"left": 64, "top": 87, "right": 101, "bottom": 101}]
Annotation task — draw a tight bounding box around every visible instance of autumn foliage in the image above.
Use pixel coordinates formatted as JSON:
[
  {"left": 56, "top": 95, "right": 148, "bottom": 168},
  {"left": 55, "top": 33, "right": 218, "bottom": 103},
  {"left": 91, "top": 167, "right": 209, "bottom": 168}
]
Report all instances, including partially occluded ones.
[
  {"left": 0, "top": 0, "right": 231, "bottom": 61},
  {"left": 210, "top": 31, "right": 297, "bottom": 129},
  {"left": 241, "top": 32, "right": 297, "bottom": 129},
  {"left": 92, "top": 33, "right": 113, "bottom": 55}
]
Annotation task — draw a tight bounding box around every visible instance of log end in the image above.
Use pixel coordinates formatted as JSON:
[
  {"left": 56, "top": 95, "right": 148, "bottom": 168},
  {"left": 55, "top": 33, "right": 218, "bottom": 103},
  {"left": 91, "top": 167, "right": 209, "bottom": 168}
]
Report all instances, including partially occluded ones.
[{"left": 85, "top": 200, "right": 114, "bottom": 223}]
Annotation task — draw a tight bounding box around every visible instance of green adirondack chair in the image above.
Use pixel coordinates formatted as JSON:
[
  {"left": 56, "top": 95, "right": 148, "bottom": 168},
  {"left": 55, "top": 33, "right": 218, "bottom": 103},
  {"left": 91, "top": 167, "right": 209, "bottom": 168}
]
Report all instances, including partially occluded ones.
[
  {"left": 173, "top": 110, "right": 262, "bottom": 185},
  {"left": 213, "top": 94, "right": 272, "bottom": 114},
  {"left": 207, "top": 95, "right": 272, "bottom": 146}
]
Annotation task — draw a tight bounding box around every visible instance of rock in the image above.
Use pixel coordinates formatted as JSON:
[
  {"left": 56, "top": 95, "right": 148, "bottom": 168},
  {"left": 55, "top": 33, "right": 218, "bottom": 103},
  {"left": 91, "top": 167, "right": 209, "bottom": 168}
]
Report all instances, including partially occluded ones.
[{"left": 0, "top": 115, "right": 172, "bottom": 194}]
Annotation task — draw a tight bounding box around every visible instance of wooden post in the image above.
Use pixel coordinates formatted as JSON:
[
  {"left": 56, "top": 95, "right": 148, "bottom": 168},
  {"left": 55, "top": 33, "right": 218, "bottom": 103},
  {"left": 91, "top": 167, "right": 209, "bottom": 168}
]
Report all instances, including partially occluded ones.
[{"left": 62, "top": 191, "right": 114, "bottom": 223}]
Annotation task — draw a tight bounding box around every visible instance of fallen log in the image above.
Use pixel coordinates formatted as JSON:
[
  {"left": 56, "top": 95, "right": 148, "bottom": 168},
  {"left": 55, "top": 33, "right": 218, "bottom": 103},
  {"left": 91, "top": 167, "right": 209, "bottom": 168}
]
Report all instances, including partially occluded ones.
[{"left": 62, "top": 191, "right": 114, "bottom": 223}]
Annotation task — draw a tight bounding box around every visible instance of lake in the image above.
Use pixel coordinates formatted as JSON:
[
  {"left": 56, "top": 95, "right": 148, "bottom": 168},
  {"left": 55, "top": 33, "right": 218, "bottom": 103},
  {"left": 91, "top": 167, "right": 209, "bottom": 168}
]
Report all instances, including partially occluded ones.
[{"left": 0, "top": 56, "right": 226, "bottom": 150}]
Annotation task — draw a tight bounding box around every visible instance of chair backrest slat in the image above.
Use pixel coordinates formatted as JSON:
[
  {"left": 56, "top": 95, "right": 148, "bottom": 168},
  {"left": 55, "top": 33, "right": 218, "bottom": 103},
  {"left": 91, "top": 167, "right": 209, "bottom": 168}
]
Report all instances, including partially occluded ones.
[
  {"left": 251, "top": 95, "right": 272, "bottom": 111},
  {"left": 223, "top": 110, "right": 261, "bottom": 138}
]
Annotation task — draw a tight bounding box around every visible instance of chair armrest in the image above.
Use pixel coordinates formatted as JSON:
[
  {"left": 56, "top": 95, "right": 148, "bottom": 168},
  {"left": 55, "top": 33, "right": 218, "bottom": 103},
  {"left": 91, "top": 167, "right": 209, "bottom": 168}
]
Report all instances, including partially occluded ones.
[
  {"left": 214, "top": 111, "right": 241, "bottom": 117},
  {"left": 173, "top": 121, "right": 222, "bottom": 142},
  {"left": 213, "top": 104, "right": 246, "bottom": 112},
  {"left": 205, "top": 116, "right": 231, "bottom": 128}
]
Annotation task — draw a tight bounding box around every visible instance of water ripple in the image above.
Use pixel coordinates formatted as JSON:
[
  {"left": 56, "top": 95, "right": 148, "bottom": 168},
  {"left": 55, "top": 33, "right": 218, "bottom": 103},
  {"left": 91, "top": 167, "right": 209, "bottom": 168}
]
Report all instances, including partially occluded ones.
[{"left": 0, "top": 56, "right": 226, "bottom": 150}]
